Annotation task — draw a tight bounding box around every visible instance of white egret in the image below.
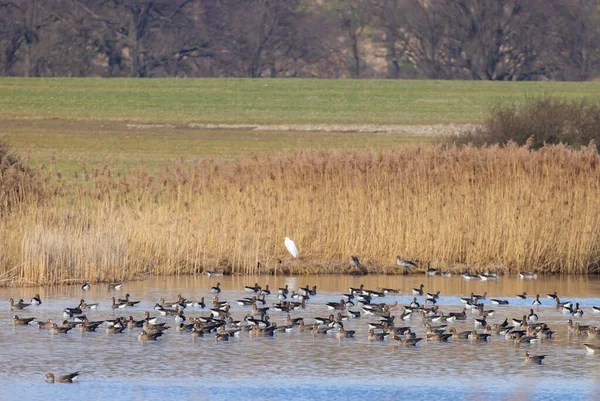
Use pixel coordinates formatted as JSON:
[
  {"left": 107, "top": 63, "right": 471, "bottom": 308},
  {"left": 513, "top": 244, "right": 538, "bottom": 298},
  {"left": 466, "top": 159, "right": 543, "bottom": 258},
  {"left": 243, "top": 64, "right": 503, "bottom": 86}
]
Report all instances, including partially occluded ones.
[{"left": 284, "top": 237, "right": 299, "bottom": 258}]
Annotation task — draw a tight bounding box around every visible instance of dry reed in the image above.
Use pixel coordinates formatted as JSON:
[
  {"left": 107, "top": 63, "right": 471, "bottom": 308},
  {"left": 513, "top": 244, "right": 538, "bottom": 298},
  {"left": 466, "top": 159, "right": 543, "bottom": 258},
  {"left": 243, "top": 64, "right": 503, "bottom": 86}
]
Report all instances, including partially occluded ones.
[{"left": 1, "top": 143, "right": 600, "bottom": 286}]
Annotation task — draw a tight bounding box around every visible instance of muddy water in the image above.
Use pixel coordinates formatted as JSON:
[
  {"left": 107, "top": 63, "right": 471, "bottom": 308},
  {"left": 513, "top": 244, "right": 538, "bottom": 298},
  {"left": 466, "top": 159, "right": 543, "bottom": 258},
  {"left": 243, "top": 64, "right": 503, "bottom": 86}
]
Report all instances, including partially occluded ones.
[{"left": 1, "top": 274, "right": 600, "bottom": 401}]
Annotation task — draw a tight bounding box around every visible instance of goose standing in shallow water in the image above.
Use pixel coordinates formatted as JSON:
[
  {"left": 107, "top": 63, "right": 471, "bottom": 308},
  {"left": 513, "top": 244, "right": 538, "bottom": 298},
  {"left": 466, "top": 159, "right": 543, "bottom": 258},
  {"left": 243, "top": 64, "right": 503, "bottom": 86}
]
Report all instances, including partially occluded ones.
[{"left": 45, "top": 372, "right": 80, "bottom": 383}]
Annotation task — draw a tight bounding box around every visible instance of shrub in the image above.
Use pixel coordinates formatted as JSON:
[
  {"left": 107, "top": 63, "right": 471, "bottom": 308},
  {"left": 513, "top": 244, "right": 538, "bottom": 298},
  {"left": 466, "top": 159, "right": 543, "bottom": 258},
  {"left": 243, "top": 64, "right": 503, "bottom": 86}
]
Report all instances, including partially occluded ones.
[{"left": 451, "top": 96, "right": 600, "bottom": 150}]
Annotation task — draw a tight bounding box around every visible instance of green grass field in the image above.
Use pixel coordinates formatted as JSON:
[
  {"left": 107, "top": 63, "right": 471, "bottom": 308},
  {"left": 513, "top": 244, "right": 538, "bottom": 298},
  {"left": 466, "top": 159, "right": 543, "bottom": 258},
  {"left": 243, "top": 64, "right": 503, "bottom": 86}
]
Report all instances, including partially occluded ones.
[{"left": 2, "top": 78, "right": 600, "bottom": 172}]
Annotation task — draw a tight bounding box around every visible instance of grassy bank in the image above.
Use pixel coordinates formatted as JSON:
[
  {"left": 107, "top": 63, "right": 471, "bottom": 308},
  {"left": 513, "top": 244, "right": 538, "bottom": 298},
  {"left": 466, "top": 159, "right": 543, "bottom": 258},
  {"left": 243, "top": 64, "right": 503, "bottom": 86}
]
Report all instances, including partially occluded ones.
[{"left": 2, "top": 144, "right": 600, "bottom": 286}]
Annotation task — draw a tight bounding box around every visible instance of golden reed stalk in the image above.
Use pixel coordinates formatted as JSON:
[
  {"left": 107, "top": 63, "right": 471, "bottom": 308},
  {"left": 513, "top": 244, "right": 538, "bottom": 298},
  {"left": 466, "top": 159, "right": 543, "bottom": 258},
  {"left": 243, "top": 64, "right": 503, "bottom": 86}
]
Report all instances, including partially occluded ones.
[{"left": 1, "top": 143, "right": 599, "bottom": 286}]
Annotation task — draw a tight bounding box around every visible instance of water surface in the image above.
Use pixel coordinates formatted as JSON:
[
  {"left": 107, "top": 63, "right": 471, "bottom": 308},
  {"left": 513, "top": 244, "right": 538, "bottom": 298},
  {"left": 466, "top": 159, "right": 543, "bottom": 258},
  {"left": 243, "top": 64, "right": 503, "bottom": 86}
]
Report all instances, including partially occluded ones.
[{"left": 2, "top": 274, "right": 600, "bottom": 400}]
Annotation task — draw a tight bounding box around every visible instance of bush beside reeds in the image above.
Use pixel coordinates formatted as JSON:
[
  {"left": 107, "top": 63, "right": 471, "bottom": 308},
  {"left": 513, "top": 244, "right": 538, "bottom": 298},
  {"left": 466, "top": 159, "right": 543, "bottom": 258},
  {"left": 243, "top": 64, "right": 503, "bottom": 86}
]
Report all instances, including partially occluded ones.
[
  {"left": 451, "top": 96, "right": 600, "bottom": 150},
  {"left": 1, "top": 144, "right": 600, "bottom": 286}
]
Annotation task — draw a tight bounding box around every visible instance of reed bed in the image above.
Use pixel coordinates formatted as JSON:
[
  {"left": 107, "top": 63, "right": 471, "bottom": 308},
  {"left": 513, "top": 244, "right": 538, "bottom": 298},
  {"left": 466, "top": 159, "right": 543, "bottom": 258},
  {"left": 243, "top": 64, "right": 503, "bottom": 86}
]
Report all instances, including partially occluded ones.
[{"left": 1, "top": 143, "right": 600, "bottom": 286}]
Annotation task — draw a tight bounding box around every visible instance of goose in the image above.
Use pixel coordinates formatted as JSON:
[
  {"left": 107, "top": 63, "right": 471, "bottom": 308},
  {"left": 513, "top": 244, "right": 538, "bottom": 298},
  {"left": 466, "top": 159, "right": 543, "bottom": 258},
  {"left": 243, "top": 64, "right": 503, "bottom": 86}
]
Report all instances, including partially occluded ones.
[
  {"left": 546, "top": 291, "right": 558, "bottom": 300},
  {"left": 138, "top": 330, "right": 163, "bottom": 341},
  {"left": 260, "top": 285, "right": 271, "bottom": 296},
  {"left": 9, "top": 298, "right": 31, "bottom": 311},
  {"left": 13, "top": 315, "right": 36, "bottom": 325},
  {"left": 245, "top": 283, "right": 261, "bottom": 293},
  {"left": 461, "top": 272, "right": 478, "bottom": 280},
  {"left": 524, "top": 351, "right": 546, "bottom": 365},
  {"left": 192, "top": 297, "right": 206, "bottom": 308},
  {"left": 532, "top": 295, "right": 542, "bottom": 306},
  {"left": 395, "top": 337, "right": 422, "bottom": 346},
  {"left": 412, "top": 284, "right": 424, "bottom": 296},
  {"left": 367, "top": 329, "right": 390, "bottom": 341},
  {"left": 396, "top": 257, "right": 416, "bottom": 269},
  {"left": 326, "top": 299, "right": 346, "bottom": 310},
  {"left": 449, "top": 327, "right": 471, "bottom": 339},
  {"left": 51, "top": 323, "right": 73, "bottom": 334},
  {"left": 111, "top": 297, "right": 127, "bottom": 309},
  {"left": 119, "top": 294, "right": 140, "bottom": 307},
  {"left": 516, "top": 292, "right": 527, "bottom": 300},
  {"left": 527, "top": 309, "right": 538, "bottom": 321},
  {"left": 572, "top": 303, "right": 584, "bottom": 318},
  {"left": 211, "top": 283, "right": 221, "bottom": 294},
  {"left": 426, "top": 291, "right": 441, "bottom": 300},
  {"left": 409, "top": 298, "right": 420, "bottom": 308},
  {"left": 31, "top": 294, "right": 42, "bottom": 305},
  {"left": 426, "top": 332, "right": 452, "bottom": 342},
  {"left": 45, "top": 372, "right": 80, "bottom": 383},
  {"left": 471, "top": 330, "right": 491, "bottom": 341},
  {"left": 337, "top": 327, "right": 356, "bottom": 338}
]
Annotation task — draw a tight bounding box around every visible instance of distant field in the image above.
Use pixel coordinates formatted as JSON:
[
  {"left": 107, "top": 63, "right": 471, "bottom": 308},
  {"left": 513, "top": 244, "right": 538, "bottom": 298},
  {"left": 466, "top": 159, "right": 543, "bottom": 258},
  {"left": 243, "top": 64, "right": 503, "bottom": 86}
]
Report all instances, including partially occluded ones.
[
  {"left": 1, "top": 78, "right": 600, "bottom": 172},
  {"left": 1, "top": 78, "right": 599, "bottom": 125}
]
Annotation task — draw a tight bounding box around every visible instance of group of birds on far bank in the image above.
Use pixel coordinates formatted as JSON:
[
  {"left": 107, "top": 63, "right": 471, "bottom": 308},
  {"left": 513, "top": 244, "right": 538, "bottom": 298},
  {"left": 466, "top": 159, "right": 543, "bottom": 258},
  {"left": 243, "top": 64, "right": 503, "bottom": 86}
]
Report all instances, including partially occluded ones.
[
  {"left": 8, "top": 276, "right": 600, "bottom": 384},
  {"left": 284, "top": 237, "right": 541, "bottom": 280}
]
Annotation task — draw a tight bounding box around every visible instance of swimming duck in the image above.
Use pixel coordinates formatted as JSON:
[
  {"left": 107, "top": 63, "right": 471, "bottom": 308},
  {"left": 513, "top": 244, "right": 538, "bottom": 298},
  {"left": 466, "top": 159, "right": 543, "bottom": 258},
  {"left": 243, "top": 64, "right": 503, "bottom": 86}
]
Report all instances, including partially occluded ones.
[
  {"left": 532, "top": 295, "right": 541, "bottom": 306},
  {"left": 426, "top": 291, "right": 441, "bottom": 300},
  {"left": 518, "top": 272, "right": 537, "bottom": 279},
  {"left": 584, "top": 344, "right": 600, "bottom": 354},
  {"left": 9, "top": 298, "right": 31, "bottom": 311},
  {"left": 260, "top": 285, "right": 271, "bottom": 296},
  {"left": 524, "top": 351, "right": 546, "bottom": 365},
  {"left": 192, "top": 297, "right": 206, "bottom": 308},
  {"left": 572, "top": 303, "right": 584, "bottom": 318},
  {"left": 516, "top": 292, "right": 527, "bottom": 300},
  {"left": 426, "top": 268, "right": 439, "bottom": 276},
  {"left": 108, "top": 283, "right": 122, "bottom": 290},
  {"left": 81, "top": 283, "right": 90, "bottom": 291},
  {"left": 491, "top": 299, "right": 509, "bottom": 305},
  {"left": 211, "top": 283, "right": 221, "bottom": 294},
  {"left": 31, "top": 294, "right": 42, "bottom": 305},
  {"left": 13, "top": 315, "right": 35, "bottom": 325},
  {"left": 546, "top": 291, "right": 558, "bottom": 300},
  {"left": 45, "top": 372, "right": 80, "bottom": 383},
  {"left": 139, "top": 329, "right": 163, "bottom": 341}
]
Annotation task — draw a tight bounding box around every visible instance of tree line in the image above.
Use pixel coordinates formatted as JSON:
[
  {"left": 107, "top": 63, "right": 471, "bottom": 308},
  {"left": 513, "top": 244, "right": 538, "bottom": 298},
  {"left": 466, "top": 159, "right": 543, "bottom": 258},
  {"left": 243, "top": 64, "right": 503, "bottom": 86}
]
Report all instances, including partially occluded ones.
[{"left": 1, "top": 0, "right": 599, "bottom": 80}]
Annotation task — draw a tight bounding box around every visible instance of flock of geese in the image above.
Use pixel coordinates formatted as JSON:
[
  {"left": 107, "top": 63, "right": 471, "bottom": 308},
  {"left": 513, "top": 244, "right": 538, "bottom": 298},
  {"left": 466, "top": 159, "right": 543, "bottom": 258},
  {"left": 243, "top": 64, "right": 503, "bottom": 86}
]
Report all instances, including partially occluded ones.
[{"left": 7, "top": 275, "right": 600, "bottom": 384}]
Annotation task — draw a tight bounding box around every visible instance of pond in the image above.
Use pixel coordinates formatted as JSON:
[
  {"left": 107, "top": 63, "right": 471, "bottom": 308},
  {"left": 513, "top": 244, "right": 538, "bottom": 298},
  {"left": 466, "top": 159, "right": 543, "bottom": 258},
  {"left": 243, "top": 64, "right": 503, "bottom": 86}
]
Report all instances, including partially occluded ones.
[{"left": 2, "top": 274, "right": 600, "bottom": 401}]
